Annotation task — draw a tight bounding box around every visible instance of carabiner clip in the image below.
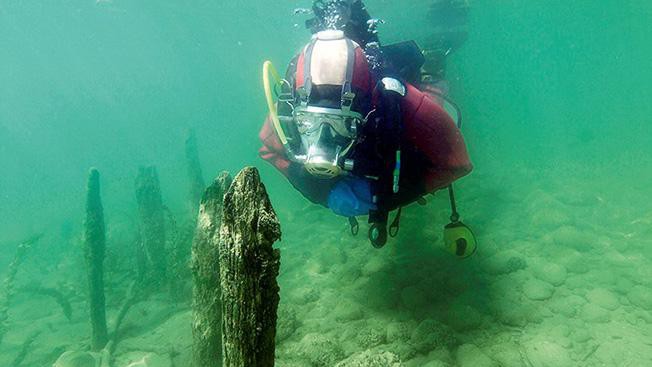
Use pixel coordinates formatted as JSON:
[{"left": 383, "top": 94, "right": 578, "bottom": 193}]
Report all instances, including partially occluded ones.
[
  {"left": 389, "top": 207, "right": 402, "bottom": 238},
  {"left": 348, "top": 217, "right": 359, "bottom": 236}
]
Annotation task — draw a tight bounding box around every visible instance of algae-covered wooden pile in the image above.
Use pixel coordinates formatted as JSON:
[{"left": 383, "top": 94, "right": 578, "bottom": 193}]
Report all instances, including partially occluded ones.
[{"left": 1, "top": 158, "right": 650, "bottom": 366}]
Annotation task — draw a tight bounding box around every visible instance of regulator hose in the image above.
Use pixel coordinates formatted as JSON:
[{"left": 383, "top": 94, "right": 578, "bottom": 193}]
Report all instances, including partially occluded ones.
[{"left": 263, "top": 61, "right": 289, "bottom": 145}]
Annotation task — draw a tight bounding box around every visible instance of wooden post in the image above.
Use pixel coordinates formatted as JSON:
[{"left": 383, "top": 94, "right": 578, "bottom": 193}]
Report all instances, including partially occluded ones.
[
  {"left": 191, "top": 171, "right": 232, "bottom": 367},
  {"left": 219, "top": 167, "right": 281, "bottom": 367},
  {"left": 134, "top": 166, "right": 167, "bottom": 287},
  {"left": 83, "top": 168, "right": 109, "bottom": 351},
  {"left": 185, "top": 129, "right": 206, "bottom": 214}
]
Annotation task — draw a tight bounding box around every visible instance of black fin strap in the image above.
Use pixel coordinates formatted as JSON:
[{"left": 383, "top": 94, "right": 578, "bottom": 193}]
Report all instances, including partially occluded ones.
[
  {"left": 389, "top": 207, "right": 402, "bottom": 237},
  {"left": 341, "top": 38, "right": 356, "bottom": 104}
]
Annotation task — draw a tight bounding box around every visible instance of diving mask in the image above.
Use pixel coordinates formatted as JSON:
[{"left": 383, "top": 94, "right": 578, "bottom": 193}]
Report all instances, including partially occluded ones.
[{"left": 294, "top": 106, "right": 363, "bottom": 178}]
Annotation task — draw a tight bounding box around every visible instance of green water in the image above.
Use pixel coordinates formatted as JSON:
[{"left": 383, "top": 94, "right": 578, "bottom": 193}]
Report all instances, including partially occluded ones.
[{"left": 1, "top": 1, "right": 651, "bottom": 366}]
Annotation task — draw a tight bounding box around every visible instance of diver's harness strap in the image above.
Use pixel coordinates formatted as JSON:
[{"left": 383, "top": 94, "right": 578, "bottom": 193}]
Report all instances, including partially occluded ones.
[
  {"left": 298, "top": 36, "right": 357, "bottom": 113},
  {"left": 380, "top": 77, "right": 406, "bottom": 194},
  {"left": 365, "top": 77, "right": 407, "bottom": 248},
  {"left": 301, "top": 39, "right": 317, "bottom": 106},
  {"left": 341, "top": 38, "right": 356, "bottom": 112}
]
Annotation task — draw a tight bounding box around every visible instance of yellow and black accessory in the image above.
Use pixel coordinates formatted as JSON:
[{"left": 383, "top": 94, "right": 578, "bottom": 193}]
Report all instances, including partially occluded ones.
[{"left": 443, "top": 185, "right": 477, "bottom": 258}]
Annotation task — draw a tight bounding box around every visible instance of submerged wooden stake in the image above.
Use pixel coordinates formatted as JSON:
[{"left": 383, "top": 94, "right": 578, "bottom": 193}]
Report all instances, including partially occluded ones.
[
  {"left": 84, "top": 168, "right": 108, "bottom": 351},
  {"left": 219, "top": 167, "right": 281, "bottom": 367},
  {"left": 191, "top": 171, "right": 232, "bottom": 367},
  {"left": 185, "top": 129, "right": 206, "bottom": 214},
  {"left": 135, "top": 166, "right": 167, "bottom": 287}
]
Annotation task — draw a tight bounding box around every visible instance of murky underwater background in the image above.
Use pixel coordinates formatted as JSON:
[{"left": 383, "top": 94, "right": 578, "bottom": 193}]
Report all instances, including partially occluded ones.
[{"left": 1, "top": 0, "right": 651, "bottom": 366}]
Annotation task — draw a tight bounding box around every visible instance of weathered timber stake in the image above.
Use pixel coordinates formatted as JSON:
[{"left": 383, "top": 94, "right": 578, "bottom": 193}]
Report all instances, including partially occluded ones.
[
  {"left": 219, "top": 167, "right": 281, "bottom": 367},
  {"left": 185, "top": 129, "right": 206, "bottom": 213},
  {"left": 84, "top": 168, "right": 109, "bottom": 351},
  {"left": 135, "top": 166, "right": 167, "bottom": 286},
  {"left": 191, "top": 171, "right": 232, "bottom": 367}
]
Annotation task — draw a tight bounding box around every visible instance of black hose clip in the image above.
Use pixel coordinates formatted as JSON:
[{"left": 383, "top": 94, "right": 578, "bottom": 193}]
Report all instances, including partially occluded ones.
[{"left": 389, "top": 207, "right": 402, "bottom": 238}]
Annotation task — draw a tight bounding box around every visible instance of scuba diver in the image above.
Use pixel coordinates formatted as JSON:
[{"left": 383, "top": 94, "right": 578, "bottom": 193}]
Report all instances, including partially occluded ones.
[{"left": 259, "top": 0, "right": 476, "bottom": 255}]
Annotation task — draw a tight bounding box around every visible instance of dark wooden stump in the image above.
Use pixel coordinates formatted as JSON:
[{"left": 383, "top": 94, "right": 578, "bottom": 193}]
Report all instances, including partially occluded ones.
[
  {"left": 219, "top": 167, "right": 281, "bottom": 367},
  {"left": 83, "top": 168, "right": 108, "bottom": 351},
  {"left": 191, "top": 171, "right": 232, "bottom": 367},
  {"left": 135, "top": 166, "right": 167, "bottom": 287},
  {"left": 185, "top": 129, "right": 206, "bottom": 214}
]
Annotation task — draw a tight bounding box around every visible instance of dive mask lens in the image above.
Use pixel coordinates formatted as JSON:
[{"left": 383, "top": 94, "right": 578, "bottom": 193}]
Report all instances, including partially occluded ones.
[
  {"left": 326, "top": 114, "right": 357, "bottom": 138},
  {"left": 293, "top": 107, "right": 362, "bottom": 178},
  {"left": 295, "top": 112, "right": 317, "bottom": 134},
  {"left": 295, "top": 111, "right": 359, "bottom": 139}
]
